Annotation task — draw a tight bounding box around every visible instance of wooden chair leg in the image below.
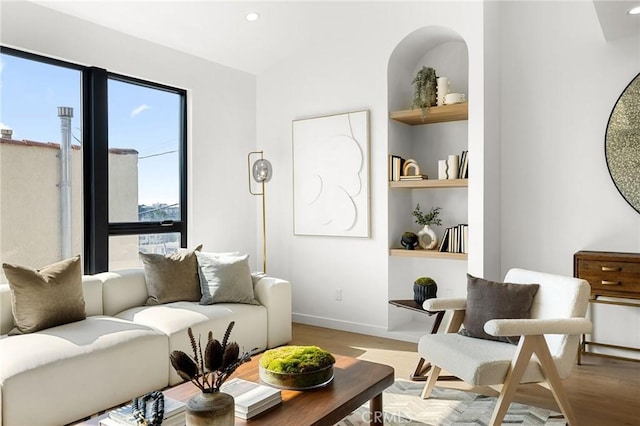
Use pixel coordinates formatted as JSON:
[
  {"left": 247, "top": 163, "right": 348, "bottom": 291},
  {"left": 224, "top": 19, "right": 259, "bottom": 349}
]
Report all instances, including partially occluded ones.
[
  {"left": 421, "top": 365, "right": 441, "bottom": 399},
  {"left": 446, "top": 310, "right": 465, "bottom": 333},
  {"left": 531, "top": 335, "right": 577, "bottom": 425},
  {"left": 489, "top": 336, "right": 536, "bottom": 426}
]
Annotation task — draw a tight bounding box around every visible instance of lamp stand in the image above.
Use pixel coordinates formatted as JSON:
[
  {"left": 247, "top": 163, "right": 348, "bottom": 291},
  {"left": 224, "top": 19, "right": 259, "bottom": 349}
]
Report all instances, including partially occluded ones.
[{"left": 248, "top": 151, "right": 271, "bottom": 274}]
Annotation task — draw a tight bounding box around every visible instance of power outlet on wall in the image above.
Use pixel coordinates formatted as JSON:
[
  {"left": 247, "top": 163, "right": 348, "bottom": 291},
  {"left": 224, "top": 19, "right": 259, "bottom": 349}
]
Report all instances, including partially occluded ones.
[{"left": 335, "top": 288, "right": 342, "bottom": 301}]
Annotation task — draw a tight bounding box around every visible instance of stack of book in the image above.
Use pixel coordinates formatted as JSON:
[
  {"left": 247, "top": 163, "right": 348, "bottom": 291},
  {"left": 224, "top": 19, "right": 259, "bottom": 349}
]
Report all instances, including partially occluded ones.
[
  {"left": 399, "top": 174, "right": 428, "bottom": 181},
  {"left": 221, "top": 378, "right": 282, "bottom": 420},
  {"left": 100, "top": 395, "right": 186, "bottom": 426},
  {"left": 438, "top": 224, "right": 469, "bottom": 254}
]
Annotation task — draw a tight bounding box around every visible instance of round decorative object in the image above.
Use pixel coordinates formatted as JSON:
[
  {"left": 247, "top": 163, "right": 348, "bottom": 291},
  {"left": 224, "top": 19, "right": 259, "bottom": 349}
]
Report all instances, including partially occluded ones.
[
  {"left": 417, "top": 225, "right": 438, "bottom": 250},
  {"left": 605, "top": 73, "right": 640, "bottom": 213},
  {"left": 259, "top": 346, "right": 335, "bottom": 390},
  {"left": 186, "top": 392, "right": 234, "bottom": 426},
  {"left": 259, "top": 364, "right": 334, "bottom": 390},
  {"left": 401, "top": 232, "right": 419, "bottom": 250},
  {"left": 403, "top": 159, "right": 421, "bottom": 176}
]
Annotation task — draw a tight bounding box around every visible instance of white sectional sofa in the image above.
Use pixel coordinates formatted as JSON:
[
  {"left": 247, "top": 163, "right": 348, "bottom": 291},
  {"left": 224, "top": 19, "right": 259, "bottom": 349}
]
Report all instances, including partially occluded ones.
[{"left": 0, "top": 269, "right": 291, "bottom": 426}]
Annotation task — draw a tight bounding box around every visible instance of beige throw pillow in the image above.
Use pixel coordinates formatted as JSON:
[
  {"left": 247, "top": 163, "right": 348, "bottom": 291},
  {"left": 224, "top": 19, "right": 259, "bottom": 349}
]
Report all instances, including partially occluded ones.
[
  {"left": 2, "top": 255, "right": 86, "bottom": 334},
  {"left": 140, "top": 246, "right": 202, "bottom": 305}
]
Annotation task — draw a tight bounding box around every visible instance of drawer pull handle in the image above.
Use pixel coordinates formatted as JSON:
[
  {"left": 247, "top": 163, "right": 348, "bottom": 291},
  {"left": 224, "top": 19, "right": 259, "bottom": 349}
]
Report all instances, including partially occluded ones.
[
  {"left": 601, "top": 266, "right": 621, "bottom": 272},
  {"left": 601, "top": 280, "right": 621, "bottom": 286}
]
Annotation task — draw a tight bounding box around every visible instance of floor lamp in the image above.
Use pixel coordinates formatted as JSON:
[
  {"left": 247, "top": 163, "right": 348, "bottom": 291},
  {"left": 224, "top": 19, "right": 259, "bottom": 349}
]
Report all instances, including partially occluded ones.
[{"left": 248, "top": 151, "right": 272, "bottom": 273}]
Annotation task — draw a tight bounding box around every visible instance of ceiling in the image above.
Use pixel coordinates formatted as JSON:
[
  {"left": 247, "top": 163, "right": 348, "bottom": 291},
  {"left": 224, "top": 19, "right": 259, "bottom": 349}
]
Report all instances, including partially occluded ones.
[
  {"left": 29, "top": 0, "right": 640, "bottom": 75},
  {"left": 593, "top": 0, "right": 640, "bottom": 41},
  {"left": 30, "top": 0, "right": 359, "bottom": 75}
]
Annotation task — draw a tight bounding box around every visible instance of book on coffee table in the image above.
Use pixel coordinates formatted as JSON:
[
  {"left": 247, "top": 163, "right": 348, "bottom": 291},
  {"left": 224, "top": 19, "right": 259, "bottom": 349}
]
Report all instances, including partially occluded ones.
[
  {"left": 103, "top": 395, "right": 185, "bottom": 426},
  {"left": 220, "top": 377, "right": 282, "bottom": 419}
]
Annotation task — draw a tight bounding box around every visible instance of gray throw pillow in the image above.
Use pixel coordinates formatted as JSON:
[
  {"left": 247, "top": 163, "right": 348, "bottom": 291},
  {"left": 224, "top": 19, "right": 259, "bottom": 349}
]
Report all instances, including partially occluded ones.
[
  {"left": 196, "top": 252, "right": 258, "bottom": 305},
  {"left": 2, "top": 255, "right": 86, "bottom": 334},
  {"left": 459, "top": 274, "right": 540, "bottom": 344},
  {"left": 140, "top": 246, "right": 202, "bottom": 305}
]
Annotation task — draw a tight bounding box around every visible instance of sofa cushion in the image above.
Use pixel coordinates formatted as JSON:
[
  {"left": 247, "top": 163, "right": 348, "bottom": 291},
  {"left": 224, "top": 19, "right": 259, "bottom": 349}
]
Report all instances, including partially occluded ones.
[
  {"left": 140, "top": 246, "right": 202, "bottom": 305},
  {"left": 459, "top": 274, "right": 540, "bottom": 344},
  {"left": 196, "top": 252, "right": 258, "bottom": 305},
  {"left": 2, "top": 255, "right": 86, "bottom": 334},
  {"left": 115, "top": 302, "right": 268, "bottom": 385},
  {"left": 100, "top": 269, "right": 150, "bottom": 316},
  {"left": 0, "top": 316, "right": 168, "bottom": 426}
]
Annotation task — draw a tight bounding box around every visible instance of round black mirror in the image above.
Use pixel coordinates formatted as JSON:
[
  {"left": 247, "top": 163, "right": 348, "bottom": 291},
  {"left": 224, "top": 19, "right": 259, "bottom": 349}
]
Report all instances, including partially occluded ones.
[{"left": 605, "top": 73, "right": 640, "bottom": 213}]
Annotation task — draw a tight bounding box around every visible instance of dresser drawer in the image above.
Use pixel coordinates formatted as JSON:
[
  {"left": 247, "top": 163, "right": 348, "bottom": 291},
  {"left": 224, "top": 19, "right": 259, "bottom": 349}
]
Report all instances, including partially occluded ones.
[{"left": 575, "top": 256, "right": 640, "bottom": 299}]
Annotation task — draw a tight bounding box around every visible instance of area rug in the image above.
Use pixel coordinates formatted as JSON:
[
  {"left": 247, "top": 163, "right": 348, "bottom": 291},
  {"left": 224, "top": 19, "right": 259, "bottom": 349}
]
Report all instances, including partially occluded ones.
[{"left": 336, "top": 380, "right": 566, "bottom": 425}]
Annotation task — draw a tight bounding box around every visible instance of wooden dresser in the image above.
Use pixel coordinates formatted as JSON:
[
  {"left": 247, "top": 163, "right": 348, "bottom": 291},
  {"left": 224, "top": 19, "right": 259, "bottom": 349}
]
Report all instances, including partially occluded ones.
[{"left": 574, "top": 250, "right": 640, "bottom": 362}]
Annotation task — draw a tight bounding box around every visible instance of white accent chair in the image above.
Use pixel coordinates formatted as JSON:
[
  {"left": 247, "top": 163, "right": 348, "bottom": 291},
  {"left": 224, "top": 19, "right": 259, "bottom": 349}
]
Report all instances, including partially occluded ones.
[{"left": 418, "top": 268, "right": 592, "bottom": 426}]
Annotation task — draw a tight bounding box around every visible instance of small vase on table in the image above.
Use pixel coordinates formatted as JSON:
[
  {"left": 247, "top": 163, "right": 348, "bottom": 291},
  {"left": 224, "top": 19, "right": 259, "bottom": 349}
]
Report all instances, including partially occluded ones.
[{"left": 186, "top": 391, "right": 234, "bottom": 426}]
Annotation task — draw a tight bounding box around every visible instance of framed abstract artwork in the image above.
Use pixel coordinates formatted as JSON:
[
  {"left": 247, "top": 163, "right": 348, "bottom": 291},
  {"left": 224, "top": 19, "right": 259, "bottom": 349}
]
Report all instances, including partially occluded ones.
[{"left": 292, "top": 110, "right": 370, "bottom": 237}]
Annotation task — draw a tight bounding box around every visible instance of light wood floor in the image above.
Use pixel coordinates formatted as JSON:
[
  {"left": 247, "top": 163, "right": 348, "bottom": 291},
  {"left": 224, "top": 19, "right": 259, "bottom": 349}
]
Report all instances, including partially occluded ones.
[{"left": 291, "top": 323, "right": 640, "bottom": 426}]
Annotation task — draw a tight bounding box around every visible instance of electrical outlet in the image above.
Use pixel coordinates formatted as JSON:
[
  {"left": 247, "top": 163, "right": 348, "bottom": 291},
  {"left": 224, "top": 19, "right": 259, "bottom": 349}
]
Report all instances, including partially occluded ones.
[{"left": 335, "top": 289, "right": 342, "bottom": 301}]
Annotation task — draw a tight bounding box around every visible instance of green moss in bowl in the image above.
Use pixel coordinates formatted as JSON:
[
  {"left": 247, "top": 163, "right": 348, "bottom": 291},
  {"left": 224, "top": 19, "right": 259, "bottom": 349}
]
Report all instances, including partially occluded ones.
[{"left": 259, "top": 346, "right": 336, "bottom": 389}]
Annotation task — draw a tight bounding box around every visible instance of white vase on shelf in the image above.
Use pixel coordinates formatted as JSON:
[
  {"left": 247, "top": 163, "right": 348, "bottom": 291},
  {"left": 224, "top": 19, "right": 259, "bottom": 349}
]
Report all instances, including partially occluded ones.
[
  {"left": 436, "top": 77, "right": 450, "bottom": 106},
  {"left": 447, "top": 154, "right": 459, "bottom": 179},
  {"left": 417, "top": 225, "right": 438, "bottom": 250}
]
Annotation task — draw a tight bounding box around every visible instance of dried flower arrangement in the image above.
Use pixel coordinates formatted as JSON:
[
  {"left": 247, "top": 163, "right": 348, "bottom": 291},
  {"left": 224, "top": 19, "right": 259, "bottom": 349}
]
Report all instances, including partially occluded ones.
[{"left": 169, "top": 321, "right": 251, "bottom": 393}]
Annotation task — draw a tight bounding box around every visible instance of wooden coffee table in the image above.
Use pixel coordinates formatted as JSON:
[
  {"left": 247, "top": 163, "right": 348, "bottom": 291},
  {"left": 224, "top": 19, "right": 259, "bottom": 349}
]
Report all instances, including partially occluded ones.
[{"left": 78, "top": 354, "right": 394, "bottom": 425}]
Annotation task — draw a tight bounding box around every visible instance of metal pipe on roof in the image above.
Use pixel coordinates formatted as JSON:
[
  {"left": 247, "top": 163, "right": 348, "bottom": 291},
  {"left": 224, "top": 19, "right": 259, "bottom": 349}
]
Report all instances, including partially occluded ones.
[{"left": 58, "top": 106, "right": 73, "bottom": 259}]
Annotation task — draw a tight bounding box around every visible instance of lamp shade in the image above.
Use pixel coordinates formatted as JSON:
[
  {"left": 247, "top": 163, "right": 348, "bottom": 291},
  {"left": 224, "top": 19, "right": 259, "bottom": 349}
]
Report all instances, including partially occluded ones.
[{"left": 252, "top": 158, "right": 273, "bottom": 183}]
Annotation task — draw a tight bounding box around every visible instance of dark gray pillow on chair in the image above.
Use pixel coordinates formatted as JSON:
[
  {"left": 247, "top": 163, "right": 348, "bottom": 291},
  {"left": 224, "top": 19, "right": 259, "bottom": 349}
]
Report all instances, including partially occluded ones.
[{"left": 459, "top": 274, "right": 540, "bottom": 344}]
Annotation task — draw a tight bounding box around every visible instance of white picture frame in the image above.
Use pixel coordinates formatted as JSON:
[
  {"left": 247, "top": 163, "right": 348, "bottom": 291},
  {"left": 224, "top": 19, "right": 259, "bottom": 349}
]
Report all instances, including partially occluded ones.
[{"left": 292, "top": 110, "right": 370, "bottom": 237}]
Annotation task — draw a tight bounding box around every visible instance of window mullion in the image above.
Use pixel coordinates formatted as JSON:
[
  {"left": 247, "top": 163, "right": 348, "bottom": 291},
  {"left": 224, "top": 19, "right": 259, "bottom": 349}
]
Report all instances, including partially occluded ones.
[{"left": 83, "top": 67, "right": 109, "bottom": 274}]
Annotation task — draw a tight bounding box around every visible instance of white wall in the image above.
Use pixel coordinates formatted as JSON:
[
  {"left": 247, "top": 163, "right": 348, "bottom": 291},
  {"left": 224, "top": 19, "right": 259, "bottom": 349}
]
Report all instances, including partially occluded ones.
[
  {"left": 500, "top": 1, "right": 640, "bottom": 356},
  {"left": 257, "top": 2, "right": 491, "bottom": 337},
  {"left": 0, "top": 2, "right": 259, "bottom": 267}
]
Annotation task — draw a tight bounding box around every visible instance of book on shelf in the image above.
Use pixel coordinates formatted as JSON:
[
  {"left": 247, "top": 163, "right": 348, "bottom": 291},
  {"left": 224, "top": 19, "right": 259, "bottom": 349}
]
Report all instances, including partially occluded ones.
[
  {"left": 221, "top": 377, "right": 282, "bottom": 419},
  {"left": 459, "top": 149, "right": 469, "bottom": 179},
  {"left": 106, "top": 395, "right": 185, "bottom": 426},
  {"left": 388, "top": 155, "right": 406, "bottom": 182},
  {"left": 438, "top": 228, "right": 450, "bottom": 252}
]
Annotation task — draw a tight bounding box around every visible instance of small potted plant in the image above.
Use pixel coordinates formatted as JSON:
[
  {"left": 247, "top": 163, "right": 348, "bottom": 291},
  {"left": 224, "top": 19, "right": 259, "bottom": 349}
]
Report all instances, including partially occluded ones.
[
  {"left": 412, "top": 204, "right": 442, "bottom": 250},
  {"left": 400, "top": 232, "right": 419, "bottom": 250},
  {"left": 414, "top": 276, "right": 438, "bottom": 305},
  {"left": 411, "top": 66, "right": 437, "bottom": 118}
]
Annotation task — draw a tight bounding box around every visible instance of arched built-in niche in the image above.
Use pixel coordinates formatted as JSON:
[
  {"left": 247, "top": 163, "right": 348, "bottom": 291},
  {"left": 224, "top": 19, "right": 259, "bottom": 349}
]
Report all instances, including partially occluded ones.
[{"left": 387, "top": 26, "right": 470, "bottom": 340}]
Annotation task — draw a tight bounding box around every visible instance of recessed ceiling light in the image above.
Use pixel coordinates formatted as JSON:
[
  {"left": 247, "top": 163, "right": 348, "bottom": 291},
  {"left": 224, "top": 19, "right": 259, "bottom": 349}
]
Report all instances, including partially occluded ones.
[
  {"left": 628, "top": 6, "right": 640, "bottom": 15},
  {"left": 246, "top": 12, "right": 260, "bottom": 22}
]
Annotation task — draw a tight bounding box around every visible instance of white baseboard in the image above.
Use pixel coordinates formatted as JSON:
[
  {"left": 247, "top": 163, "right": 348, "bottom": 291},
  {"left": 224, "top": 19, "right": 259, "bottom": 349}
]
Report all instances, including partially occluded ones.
[{"left": 292, "top": 313, "right": 421, "bottom": 343}]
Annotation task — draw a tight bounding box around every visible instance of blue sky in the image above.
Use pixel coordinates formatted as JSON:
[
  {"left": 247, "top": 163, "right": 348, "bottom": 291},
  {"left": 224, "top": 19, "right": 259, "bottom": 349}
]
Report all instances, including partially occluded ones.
[{"left": 0, "top": 53, "right": 180, "bottom": 206}]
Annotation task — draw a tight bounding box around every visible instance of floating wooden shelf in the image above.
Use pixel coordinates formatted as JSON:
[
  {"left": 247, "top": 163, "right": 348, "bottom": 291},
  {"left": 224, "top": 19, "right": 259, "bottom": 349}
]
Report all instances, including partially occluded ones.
[
  {"left": 389, "top": 179, "right": 468, "bottom": 189},
  {"left": 389, "top": 103, "right": 468, "bottom": 125},
  {"left": 389, "top": 248, "right": 468, "bottom": 260}
]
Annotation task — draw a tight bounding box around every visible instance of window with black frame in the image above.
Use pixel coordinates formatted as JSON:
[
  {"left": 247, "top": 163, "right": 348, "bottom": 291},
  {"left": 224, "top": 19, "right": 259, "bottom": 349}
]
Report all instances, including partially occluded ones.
[
  {"left": 0, "top": 47, "right": 187, "bottom": 276},
  {"left": 106, "top": 76, "right": 187, "bottom": 270}
]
